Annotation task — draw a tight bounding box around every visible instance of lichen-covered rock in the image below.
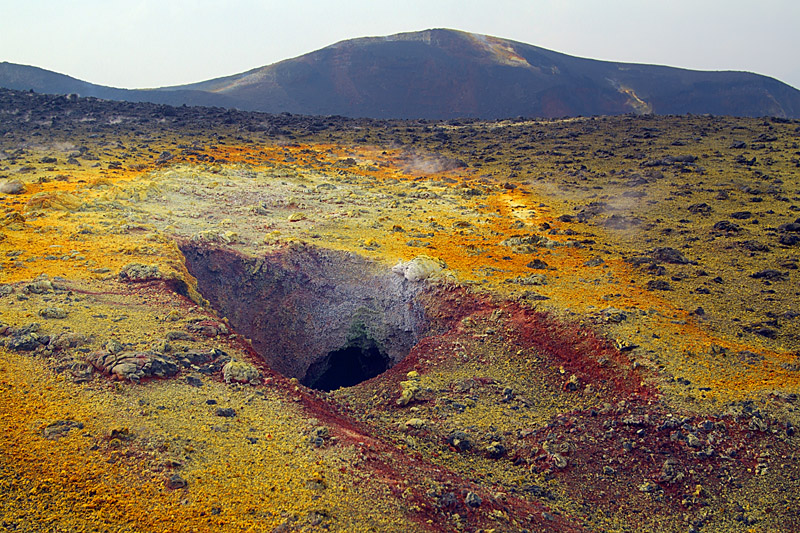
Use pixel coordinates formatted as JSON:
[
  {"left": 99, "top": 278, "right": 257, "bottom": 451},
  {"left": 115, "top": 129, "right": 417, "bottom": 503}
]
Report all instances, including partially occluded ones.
[
  {"left": 51, "top": 332, "right": 90, "bottom": 350},
  {"left": 6, "top": 333, "right": 43, "bottom": 351},
  {"left": 39, "top": 307, "right": 67, "bottom": 319},
  {"left": 119, "top": 263, "right": 162, "bottom": 282},
  {"left": 507, "top": 274, "right": 548, "bottom": 286},
  {"left": 222, "top": 360, "right": 260, "bottom": 384},
  {"left": 25, "top": 191, "right": 82, "bottom": 211},
  {"left": 25, "top": 279, "right": 53, "bottom": 294},
  {"left": 396, "top": 371, "right": 421, "bottom": 406},
  {"left": 391, "top": 255, "right": 446, "bottom": 282},
  {"left": 500, "top": 233, "right": 559, "bottom": 253},
  {"left": 89, "top": 350, "right": 179, "bottom": 381}
]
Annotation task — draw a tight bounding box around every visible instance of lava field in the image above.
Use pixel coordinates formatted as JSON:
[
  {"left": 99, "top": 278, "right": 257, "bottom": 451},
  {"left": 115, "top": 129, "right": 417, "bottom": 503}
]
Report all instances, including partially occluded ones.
[{"left": 1, "top": 88, "right": 799, "bottom": 532}]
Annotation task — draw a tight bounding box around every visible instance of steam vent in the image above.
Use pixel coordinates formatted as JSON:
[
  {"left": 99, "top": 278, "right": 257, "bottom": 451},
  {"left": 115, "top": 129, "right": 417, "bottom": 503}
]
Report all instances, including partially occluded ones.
[{"left": 1, "top": 89, "right": 799, "bottom": 532}]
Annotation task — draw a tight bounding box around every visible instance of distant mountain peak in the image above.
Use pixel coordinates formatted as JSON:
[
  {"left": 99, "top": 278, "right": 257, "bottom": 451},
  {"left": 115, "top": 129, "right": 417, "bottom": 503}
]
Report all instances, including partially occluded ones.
[{"left": 2, "top": 29, "right": 798, "bottom": 119}]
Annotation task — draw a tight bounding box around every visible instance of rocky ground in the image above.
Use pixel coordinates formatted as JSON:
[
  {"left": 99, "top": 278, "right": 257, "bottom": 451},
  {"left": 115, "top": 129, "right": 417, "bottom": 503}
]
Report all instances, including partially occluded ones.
[{"left": 0, "top": 88, "right": 799, "bottom": 532}]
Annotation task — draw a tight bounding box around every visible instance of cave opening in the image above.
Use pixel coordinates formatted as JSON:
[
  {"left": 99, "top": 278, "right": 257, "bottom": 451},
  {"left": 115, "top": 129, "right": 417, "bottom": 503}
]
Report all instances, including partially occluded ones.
[
  {"left": 302, "top": 335, "right": 391, "bottom": 391},
  {"left": 179, "top": 242, "right": 429, "bottom": 391}
]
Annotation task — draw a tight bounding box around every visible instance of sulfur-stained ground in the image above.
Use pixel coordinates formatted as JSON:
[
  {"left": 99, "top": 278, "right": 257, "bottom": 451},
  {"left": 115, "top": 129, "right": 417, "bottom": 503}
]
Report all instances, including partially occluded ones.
[{"left": 1, "top": 88, "right": 799, "bottom": 532}]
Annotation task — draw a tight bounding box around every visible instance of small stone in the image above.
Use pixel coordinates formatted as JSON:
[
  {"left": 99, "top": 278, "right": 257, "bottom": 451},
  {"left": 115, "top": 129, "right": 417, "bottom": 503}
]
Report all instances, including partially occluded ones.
[
  {"left": 42, "top": 420, "right": 84, "bottom": 439},
  {"left": 464, "top": 492, "right": 482, "bottom": 508},
  {"left": 38, "top": 307, "right": 67, "bottom": 319},
  {"left": 638, "top": 481, "right": 658, "bottom": 493},
  {"left": 526, "top": 259, "right": 550, "bottom": 270},
  {"left": 646, "top": 279, "right": 671, "bottom": 291},
  {"left": 404, "top": 418, "right": 426, "bottom": 430},
  {"left": 686, "top": 433, "right": 702, "bottom": 448},
  {"left": 215, "top": 407, "right": 236, "bottom": 418},
  {"left": 447, "top": 431, "right": 472, "bottom": 452},
  {"left": 222, "top": 360, "right": 260, "bottom": 384},
  {"left": 165, "top": 474, "right": 187, "bottom": 490},
  {"left": 185, "top": 376, "right": 203, "bottom": 387},
  {"left": 485, "top": 441, "right": 506, "bottom": 458},
  {"left": 7, "top": 334, "right": 41, "bottom": 351},
  {"left": 25, "top": 280, "right": 53, "bottom": 294},
  {"left": 651, "top": 246, "right": 690, "bottom": 264},
  {"left": 551, "top": 453, "right": 568, "bottom": 469}
]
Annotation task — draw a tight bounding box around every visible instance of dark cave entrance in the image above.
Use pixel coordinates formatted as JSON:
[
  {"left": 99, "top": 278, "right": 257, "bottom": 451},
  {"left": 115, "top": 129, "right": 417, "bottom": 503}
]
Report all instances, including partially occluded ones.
[
  {"left": 179, "top": 242, "right": 429, "bottom": 392},
  {"left": 302, "top": 335, "right": 391, "bottom": 391}
]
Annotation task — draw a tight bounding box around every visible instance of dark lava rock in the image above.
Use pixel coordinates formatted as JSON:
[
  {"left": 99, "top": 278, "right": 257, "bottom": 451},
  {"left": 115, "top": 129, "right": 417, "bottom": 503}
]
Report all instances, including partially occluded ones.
[
  {"left": 754, "top": 327, "right": 778, "bottom": 339},
  {"left": 7, "top": 333, "right": 43, "bottom": 351},
  {"left": 576, "top": 202, "right": 607, "bottom": 222},
  {"left": 42, "top": 420, "right": 84, "bottom": 439},
  {"left": 215, "top": 407, "right": 236, "bottom": 418},
  {"left": 437, "top": 492, "right": 458, "bottom": 509},
  {"left": 779, "top": 234, "right": 800, "bottom": 246},
  {"left": 557, "top": 214, "right": 575, "bottom": 223},
  {"left": 647, "top": 280, "right": 672, "bottom": 291},
  {"left": 751, "top": 269, "right": 787, "bottom": 281},
  {"left": 730, "top": 211, "right": 752, "bottom": 220},
  {"left": 688, "top": 203, "right": 711, "bottom": 214},
  {"left": 779, "top": 222, "right": 800, "bottom": 233},
  {"left": 738, "top": 240, "right": 770, "bottom": 252},
  {"left": 185, "top": 376, "right": 203, "bottom": 387},
  {"left": 165, "top": 474, "right": 187, "bottom": 490},
  {"left": 713, "top": 220, "right": 741, "bottom": 233},
  {"left": 464, "top": 492, "right": 482, "bottom": 508},
  {"left": 447, "top": 431, "right": 472, "bottom": 452},
  {"left": 156, "top": 151, "right": 174, "bottom": 165},
  {"left": 584, "top": 257, "right": 605, "bottom": 267},
  {"left": 526, "top": 259, "right": 550, "bottom": 270},
  {"left": 652, "top": 247, "right": 690, "bottom": 264}
]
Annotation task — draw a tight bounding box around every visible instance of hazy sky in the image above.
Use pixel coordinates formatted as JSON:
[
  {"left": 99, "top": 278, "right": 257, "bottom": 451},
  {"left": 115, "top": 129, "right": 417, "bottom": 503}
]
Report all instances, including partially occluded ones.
[{"left": 2, "top": 0, "right": 799, "bottom": 90}]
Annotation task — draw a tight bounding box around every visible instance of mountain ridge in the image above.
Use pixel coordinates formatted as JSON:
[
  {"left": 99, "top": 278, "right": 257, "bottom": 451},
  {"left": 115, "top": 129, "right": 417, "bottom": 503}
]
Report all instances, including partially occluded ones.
[{"left": 2, "top": 28, "right": 799, "bottom": 119}]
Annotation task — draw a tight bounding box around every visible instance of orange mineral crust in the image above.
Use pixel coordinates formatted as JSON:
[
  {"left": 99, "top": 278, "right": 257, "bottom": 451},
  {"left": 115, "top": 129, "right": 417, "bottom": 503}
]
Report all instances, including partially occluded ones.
[{"left": 1, "top": 90, "right": 799, "bottom": 532}]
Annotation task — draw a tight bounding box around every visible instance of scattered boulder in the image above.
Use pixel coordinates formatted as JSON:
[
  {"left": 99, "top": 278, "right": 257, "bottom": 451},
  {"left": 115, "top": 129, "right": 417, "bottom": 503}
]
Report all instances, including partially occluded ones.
[
  {"left": 447, "top": 430, "right": 472, "bottom": 452},
  {"left": 688, "top": 203, "right": 711, "bottom": 214},
  {"left": 751, "top": 269, "right": 787, "bottom": 281},
  {"left": 0, "top": 179, "right": 25, "bottom": 195},
  {"left": 779, "top": 234, "right": 800, "bottom": 246},
  {"left": 526, "top": 259, "right": 550, "bottom": 270},
  {"left": 165, "top": 474, "right": 187, "bottom": 490},
  {"left": 713, "top": 220, "right": 741, "bottom": 234},
  {"left": 38, "top": 307, "right": 67, "bottom": 319},
  {"left": 119, "top": 263, "right": 163, "bottom": 282},
  {"left": 396, "top": 371, "right": 421, "bottom": 406},
  {"left": 42, "top": 420, "right": 84, "bottom": 440},
  {"left": 392, "top": 255, "right": 446, "bottom": 282},
  {"left": 89, "top": 350, "right": 179, "bottom": 381},
  {"left": 651, "top": 247, "right": 689, "bottom": 264},
  {"left": 464, "top": 492, "right": 482, "bottom": 508},
  {"left": 222, "top": 360, "right": 260, "bottom": 384},
  {"left": 500, "top": 233, "right": 559, "bottom": 253},
  {"left": 647, "top": 280, "right": 672, "bottom": 291},
  {"left": 508, "top": 274, "right": 548, "bottom": 286}
]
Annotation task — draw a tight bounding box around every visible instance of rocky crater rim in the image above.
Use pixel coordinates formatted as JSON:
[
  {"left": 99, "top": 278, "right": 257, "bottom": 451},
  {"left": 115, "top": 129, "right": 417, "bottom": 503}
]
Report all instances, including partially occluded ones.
[{"left": 179, "top": 241, "right": 439, "bottom": 390}]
